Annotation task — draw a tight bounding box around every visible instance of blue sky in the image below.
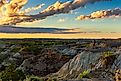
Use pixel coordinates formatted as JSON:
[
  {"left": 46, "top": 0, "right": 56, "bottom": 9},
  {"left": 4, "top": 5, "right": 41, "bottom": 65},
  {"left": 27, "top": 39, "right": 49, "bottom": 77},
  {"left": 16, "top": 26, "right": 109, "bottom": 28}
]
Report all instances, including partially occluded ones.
[{"left": 19, "top": 0, "right": 121, "bottom": 33}]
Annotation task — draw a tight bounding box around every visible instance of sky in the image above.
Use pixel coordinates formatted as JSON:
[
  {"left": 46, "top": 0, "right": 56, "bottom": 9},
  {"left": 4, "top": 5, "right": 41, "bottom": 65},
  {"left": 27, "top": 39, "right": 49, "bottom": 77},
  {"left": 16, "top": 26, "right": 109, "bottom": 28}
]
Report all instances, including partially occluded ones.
[{"left": 0, "top": 0, "right": 121, "bottom": 38}]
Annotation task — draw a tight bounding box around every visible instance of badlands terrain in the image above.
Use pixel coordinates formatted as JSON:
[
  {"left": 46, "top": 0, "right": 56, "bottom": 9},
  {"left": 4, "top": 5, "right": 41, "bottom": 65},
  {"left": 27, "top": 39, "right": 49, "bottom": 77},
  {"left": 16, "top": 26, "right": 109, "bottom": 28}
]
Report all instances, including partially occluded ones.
[{"left": 0, "top": 39, "right": 121, "bottom": 81}]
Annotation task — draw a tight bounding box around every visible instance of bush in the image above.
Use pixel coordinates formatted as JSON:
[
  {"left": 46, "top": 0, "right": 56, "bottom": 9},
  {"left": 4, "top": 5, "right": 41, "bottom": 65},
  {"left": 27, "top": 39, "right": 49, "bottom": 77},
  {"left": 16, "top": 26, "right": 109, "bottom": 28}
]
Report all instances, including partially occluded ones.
[
  {"left": 29, "top": 77, "right": 59, "bottom": 81},
  {"left": 29, "top": 77, "right": 44, "bottom": 81},
  {"left": 46, "top": 77, "right": 58, "bottom": 81},
  {"left": 77, "top": 70, "right": 90, "bottom": 79},
  {"left": 102, "top": 51, "right": 117, "bottom": 68},
  {"left": 103, "top": 51, "right": 114, "bottom": 58},
  {"left": 0, "top": 64, "right": 26, "bottom": 81}
]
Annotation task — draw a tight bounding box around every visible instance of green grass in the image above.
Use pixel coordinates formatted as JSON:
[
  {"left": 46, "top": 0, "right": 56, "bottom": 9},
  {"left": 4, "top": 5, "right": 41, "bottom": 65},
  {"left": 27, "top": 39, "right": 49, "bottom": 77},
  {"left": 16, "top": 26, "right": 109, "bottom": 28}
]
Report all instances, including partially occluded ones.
[{"left": 77, "top": 70, "right": 90, "bottom": 79}]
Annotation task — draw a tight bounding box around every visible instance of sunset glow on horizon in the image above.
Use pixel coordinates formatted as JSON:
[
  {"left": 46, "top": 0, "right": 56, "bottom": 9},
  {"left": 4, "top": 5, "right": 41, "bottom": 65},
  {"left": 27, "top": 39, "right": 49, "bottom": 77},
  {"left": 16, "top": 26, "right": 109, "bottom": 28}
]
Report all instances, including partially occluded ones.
[{"left": 0, "top": 33, "right": 121, "bottom": 39}]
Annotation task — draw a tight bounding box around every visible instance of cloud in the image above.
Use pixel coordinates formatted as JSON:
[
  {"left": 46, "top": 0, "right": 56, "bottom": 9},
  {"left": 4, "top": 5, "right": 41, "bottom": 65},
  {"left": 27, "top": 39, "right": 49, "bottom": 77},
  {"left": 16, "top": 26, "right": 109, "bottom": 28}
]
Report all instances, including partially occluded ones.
[
  {"left": 5, "top": 0, "right": 28, "bottom": 16},
  {"left": 0, "top": 0, "right": 8, "bottom": 14},
  {"left": 77, "top": 8, "right": 121, "bottom": 20},
  {"left": 0, "top": 25, "right": 104, "bottom": 34},
  {"left": 0, "top": 26, "right": 81, "bottom": 34},
  {"left": 58, "top": 18, "right": 65, "bottom": 22},
  {"left": 0, "top": 0, "right": 111, "bottom": 25},
  {"left": 19, "top": 4, "right": 45, "bottom": 15}
]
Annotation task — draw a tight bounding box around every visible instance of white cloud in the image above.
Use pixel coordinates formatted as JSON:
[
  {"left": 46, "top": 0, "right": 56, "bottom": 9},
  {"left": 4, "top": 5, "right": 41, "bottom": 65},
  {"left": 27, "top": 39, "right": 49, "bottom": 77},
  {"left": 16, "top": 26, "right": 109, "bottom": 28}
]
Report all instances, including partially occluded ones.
[
  {"left": 77, "top": 8, "right": 121, "bottom": 20},
  {"left": 58, "top": 18, "right": 65, "bottom": 22},
  {"left": 0, "top": 0, "right": 112, "bottom": 25},
  {"left": 19, "top": 4, "right": 45, "bottom": 15}
]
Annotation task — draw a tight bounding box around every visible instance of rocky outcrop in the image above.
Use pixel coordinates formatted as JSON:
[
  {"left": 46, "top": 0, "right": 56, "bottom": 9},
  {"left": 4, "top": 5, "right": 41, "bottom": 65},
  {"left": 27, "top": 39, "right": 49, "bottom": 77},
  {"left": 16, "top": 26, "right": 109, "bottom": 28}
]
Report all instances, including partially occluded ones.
[
  {"left": 61, "top": 78, "right": 113, "bottom": 81},
  {"left": 50, "top": 51, "right": 103, "bottom": 79},
  {"left": 0, "top": 39, "right": 121, "bottom": 81},
  {"left": 60, "top": 48, "right": 78, "bottom": 56},
  {"left": 0, "top": 44, "right": 23, "bottom": 67},
  {"left": 111, "top": 50, "right": 121, "bottom": 81},
  {"left": 112, "top": 50, "right": 121, "bottom": 70},
  {"left": 49, "top": 49, "right": 121, "bottom": 81},
  {"left": 17, "top": 49, "right": 71, "bottom": 76}
]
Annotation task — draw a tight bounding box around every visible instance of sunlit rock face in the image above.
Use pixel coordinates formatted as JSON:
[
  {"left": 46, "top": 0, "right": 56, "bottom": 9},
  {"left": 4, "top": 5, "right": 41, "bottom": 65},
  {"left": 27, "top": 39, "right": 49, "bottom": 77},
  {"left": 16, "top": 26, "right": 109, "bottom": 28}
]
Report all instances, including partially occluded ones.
[
  {"left": 61, "top": 78, "right": 113, "bottom": 81},
  {"left": 51, "top": 51, "right": 103, "bottom": 79},
  {"left": 112, "top": 49, "right": 121, "bottom": 70},
  {"left": 111, "top": 49, "right": 121, "bottom": 81},
  {"left": 58, "top": 48, "right": 78, "bottom": 56},
  {"left": 49, "top": 49, "right": 121, "bottom": 80}
]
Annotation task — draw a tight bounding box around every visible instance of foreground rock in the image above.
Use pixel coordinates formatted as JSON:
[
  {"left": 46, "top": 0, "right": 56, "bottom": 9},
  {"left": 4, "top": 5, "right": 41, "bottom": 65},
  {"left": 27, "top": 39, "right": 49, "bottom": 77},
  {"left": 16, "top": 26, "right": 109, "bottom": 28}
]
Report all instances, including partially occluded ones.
[
  {"left": 0, "top": 45, "right": 23, "bottom": 66},
  {"left": 112, "top": 49, "right": 121, "bottom": 81},
  {"left": 18, "top": 49, "right": 72, "bottom": 76},
  {"left": 61, "top": 78, "right": 113, "bottom": 81},
  {"left": 50, "top": 51, "right": 103, "bottom": 79},
  {"left": 112, "top": 49, "right": 121, "bottom": 70},
  {"left": 49, "top": 49, "right": 121, "bottom": 81}
]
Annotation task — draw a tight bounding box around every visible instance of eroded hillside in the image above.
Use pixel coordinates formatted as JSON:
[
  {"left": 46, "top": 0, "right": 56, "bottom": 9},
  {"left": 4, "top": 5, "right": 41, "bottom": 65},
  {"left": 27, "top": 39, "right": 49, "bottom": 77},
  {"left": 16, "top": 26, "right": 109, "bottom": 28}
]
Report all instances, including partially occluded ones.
[{"left": 0, "top": 39, "right": 121, "bottom": 81}]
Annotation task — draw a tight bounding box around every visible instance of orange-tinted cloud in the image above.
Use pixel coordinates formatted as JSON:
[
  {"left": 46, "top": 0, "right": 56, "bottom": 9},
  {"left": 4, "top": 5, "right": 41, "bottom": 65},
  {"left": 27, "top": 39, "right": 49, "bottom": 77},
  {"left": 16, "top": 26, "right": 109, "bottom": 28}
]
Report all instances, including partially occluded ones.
[
  {"left": 77, "top": 8, "right": 121, "bottom": 20},
  {"left": 0, "top": 0, "right": 111, "bottom": 25}
]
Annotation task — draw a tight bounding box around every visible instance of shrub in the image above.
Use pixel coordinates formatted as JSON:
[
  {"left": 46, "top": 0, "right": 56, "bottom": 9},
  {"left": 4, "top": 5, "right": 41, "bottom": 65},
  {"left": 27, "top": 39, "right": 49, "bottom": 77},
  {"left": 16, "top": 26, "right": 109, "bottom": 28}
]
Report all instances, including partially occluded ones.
[
  {"left": 29, "top": 77, "right": 44, "bottom": 81},
  {"left": 77, "top": 70, "right": 90, "bottom": 79},
  {"left": 102, "top": 51, "right": 117, "bottom": 68},
  {"left": 103, "top": 51, "right": 114, "bottom": 58},
  {"left": 0, "top": 64, "right": 26, "bottom": 81}
]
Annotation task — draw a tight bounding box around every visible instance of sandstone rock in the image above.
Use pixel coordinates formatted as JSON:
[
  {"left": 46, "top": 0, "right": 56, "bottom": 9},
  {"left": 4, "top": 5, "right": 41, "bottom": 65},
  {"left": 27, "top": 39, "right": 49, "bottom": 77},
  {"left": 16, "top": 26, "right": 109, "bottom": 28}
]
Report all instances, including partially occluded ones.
[
  {"left": 51, "top": 51, "right": 103, "bottom": 79},
  {"left": 112, "top": 53, "right": 121, "bottom": 70},
  {"left": 61, "top": 78, "right": 114, "bottom": 81},
  {"left": 0, "top": 43, "right": 6, "bottom": 48},
  {"left": 61, "top": 48, "right": 77, "bottom": 56},
  {"left": 111, "top": 50, "right": 121, "bottom": 81},
  {"left": 13, "top": 53, "right": 22, "bottom": 59},
  {"left": 17, "top": 49, "right": 71, "bottom": 76}
]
